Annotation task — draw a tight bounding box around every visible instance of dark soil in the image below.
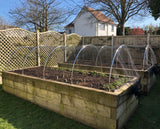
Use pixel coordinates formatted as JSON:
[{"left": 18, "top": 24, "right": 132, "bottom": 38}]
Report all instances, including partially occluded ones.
[{"left": 13, "top": 67, "right": 130, "bottom": 92}]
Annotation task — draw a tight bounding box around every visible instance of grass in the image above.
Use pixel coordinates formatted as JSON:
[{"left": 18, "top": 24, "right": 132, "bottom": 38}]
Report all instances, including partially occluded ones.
[
  {"left": 0, "top": 77, "right": 160, "bottom": 129},
  {"left": 0, "top": 85, "right": 93, "bottom": 129},
  {"left": 124, "top": 76, "right": 160, "bottom": 129}
]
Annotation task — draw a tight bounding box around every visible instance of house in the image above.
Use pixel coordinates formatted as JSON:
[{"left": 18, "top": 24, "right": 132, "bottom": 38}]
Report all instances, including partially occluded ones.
[{"left": 65, "top": 6, "right": 117, "bottom": 36}]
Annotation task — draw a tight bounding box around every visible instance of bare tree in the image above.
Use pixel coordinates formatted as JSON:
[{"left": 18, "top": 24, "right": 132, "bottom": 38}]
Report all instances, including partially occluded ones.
[
  {"left": 0, "top": 16, "right": 15, "bottom": 30},
  {"left": 0, "top": 16, "right": 6, "bottom": 25},
  {"left": 86, "top": 0, "right": 148, "bottom": 35},
  {"left": 143, "top": 24, "right": 159, "bottom": 35},
  {"left": 9, "top": 0, "right": 68, "bottom": 32}
]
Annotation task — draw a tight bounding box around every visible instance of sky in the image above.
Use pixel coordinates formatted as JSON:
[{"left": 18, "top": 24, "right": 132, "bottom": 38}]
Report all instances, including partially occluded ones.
[
  {"left": 0, "top": 0, "right": 19, "bottom": 22},
  {"left": 0, "top": 0, "right": 160, "bottom": 30}
]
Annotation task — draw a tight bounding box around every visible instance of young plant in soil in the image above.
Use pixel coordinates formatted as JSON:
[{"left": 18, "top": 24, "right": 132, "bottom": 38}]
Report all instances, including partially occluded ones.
[
  {"left": 14, "top": 67, "right": 132, "bottom": 92},
  {"left": 103, "top": 77, "right": 130, "bottom": 92},
  {"left": 89, "top": 71, "right": 98, "bottom": 76},
  {"left": 52, "top": 67, "right": 130, "bottom": 92}
]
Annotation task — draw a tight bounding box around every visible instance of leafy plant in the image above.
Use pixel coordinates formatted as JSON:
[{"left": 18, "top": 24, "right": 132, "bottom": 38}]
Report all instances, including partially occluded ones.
[
  {"left": 107, "top": 36, "right": 112, "bottom": 40},
  {"left": 110, "top": 84, "right": 115, "bottom": 91},
  {"left": 50, "top": 67, "right": 54, "bottom": 70},
  {"left": 157, "top": 63, "right": 160, "bottom": 67},
  {"left": 103, "top": 77, "right": 130, "bottom": 92},
  {"left": 66, "top": 68, "right": 72, "bottom": 72},
  {"left": 89, "top": 71, "right": 98, "bottom": 76},
  {"left": 52, "top": 67, "right": 65, "bottom": 72},
  {"left": 78, "top": 70, "right": 87, "bottom": 74},
  {"left": 103, "top": 84, "right": 110, "bottom": 90},
  {"left": 99, "top": 73, "right": 105, "bottom": 77}
]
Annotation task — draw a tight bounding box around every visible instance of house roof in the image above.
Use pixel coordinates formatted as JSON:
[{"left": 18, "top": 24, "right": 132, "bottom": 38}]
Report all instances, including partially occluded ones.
[
  {"left": 65, "top": 6, "right": 116, "bottom": 28},
  {"left": 65, "top": 22, "right": 74, "bottom": 28},
  {"left": 85, "top": 6, "right": 116, "bottom": 25}
]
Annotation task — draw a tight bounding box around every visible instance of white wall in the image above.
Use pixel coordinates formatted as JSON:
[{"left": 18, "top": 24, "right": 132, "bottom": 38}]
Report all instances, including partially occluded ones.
[
  {"left": 107, "top": 24, "right": 117, "bottom": 36},
  {"left": 97, "top": 22, "right": 107, "bottom": 36},
  {"left": 97, "top": 22, "right": 117, "bottom": 36},
  {"left": 74, "top": 11, "right": 97, "bottom": 36}
]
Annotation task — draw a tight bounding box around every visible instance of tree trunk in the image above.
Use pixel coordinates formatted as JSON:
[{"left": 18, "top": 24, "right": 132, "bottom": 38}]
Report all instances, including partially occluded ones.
[
  {"left": 118, "top": 23, "right": 125, "bottom": 36},
  {"left": 122, "top": 24, "right": 125, "bottom": 36},
  {"left": 120, "top": 0, "right": 126, "bottom": 36},
  {"left": 42, "top": 4, "right": 45, "bottom": 32},
  {"left": 45, "top": 9, "right": 48, "bottom": 31}
]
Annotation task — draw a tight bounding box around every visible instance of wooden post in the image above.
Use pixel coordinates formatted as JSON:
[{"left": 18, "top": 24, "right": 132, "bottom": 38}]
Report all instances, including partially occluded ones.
[
  {"left": 147, "top": 33, "right": 150, "bottom": 45},
  {"left": 63, "top": 32, "right": 67, "bottom": 62},
  {"left": 111, "top": 34, "right": 114, "bottom": 62},
  {"left": 82, "top": 35, "right": 85, "bottom": 45},
  {"left": 36, "top": 29, "right": 40, "bottom": 66}
]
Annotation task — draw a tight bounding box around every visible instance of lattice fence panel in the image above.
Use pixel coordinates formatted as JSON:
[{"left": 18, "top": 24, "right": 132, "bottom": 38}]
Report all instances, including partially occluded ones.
[
  {"left": 65, "top": 34, "right": 82, "bottom": 63},
  {"left": 0, "top": 29, "right": 81, "bottom": 72},
  {"left": 46, "top": 47, "right": 65, "bottom": 67},
  {"left": 39, "top": 31, "right": 64, "bottom": 46},
  {"left": 39, "top": 46, "right": 55, "bottom": 66},
  {"left": 0, "top": 28, "right": 36, "bottom": 71},
  {"left": 7, "top": 46, "right": 33, "bottom": 70},
  {"left": 65, "top": 46, "right": 81, "bottom": 63},
  {"left": 23, "top": 48, "right": 37, "bottom": 69},
  {"left": 66, "top": 33, "right": 82, "bottom": 46},
  {"left": 39, "top": 31, "right": 64, "bottom": 67}
]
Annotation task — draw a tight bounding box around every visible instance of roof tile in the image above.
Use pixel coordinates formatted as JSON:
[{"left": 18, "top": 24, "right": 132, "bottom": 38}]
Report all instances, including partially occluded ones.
[{"left": 85, "top": 6, "right": 116, "bottom": 25}]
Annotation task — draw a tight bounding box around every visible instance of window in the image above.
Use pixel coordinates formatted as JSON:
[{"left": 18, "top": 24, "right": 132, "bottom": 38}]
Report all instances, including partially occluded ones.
[
  {"left": 69, "top": 29, "right": 72, "bottom": 34},
  {"left": 100, "top": 23, "right": 105, "bottom": 30},
  {"left": 111, "top": 25, "right": 114, "bottom": 32}
]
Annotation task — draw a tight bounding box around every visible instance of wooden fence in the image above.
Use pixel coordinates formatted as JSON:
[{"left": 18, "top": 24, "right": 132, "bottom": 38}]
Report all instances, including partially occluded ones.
[
  {"left": 0, "top": 28, "right": 82, "bottom": 73},
  {"left": 0, "top": 28, "right": 160, "bottom": 85},
  {"left": 1, "top": 28, "right": 160, "bottom": 72}
]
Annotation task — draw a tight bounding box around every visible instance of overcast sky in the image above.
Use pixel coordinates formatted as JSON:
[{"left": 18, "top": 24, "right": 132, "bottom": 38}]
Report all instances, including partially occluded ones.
[{"left": 0, "top": 0, "right": 160, "bottom": 29}]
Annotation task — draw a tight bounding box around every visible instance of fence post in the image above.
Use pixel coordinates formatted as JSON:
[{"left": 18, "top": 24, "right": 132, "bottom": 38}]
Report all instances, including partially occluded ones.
[
  {"left": 111, "top": 34, "right": 114, "bottom": 62},
  {"left": 36, "top": 29, "right": 40, "bottom": 66},
  {"left": 82, "top": 35, "right": 85, "bottom": 45},
  {"left": 147, "top": 33, "right": 150, "bottom": 45},
  {"left": 63, "top": 32, "right": 67, "bottom": 62}
]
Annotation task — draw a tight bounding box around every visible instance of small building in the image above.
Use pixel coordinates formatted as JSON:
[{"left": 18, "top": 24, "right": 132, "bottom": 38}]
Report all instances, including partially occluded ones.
[{"left": 65, "top": 6, "right": 117, "bottom": 36}]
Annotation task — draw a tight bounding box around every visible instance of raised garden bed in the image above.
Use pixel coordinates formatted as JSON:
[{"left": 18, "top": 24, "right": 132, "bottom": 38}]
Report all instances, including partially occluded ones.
[
  {"left": 13, "top": 67, "right": 132, "bottom": 92},
  {"left": 2, "top": 67, "right": 139, "bottom": 129},
  {"left": 58, "top": 63, "right": 158, "bottom": 93}
]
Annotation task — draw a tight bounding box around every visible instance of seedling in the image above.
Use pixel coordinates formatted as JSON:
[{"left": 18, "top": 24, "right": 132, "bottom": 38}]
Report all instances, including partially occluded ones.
[
  {"left": 99, "top": 73, "right": 105, "bottom": 77},
  {"left": 89, "top": 71, "right": 98, "bottom": 76},
  {"left": 103, "top": 77, "right": 130, "bottom": 92}
]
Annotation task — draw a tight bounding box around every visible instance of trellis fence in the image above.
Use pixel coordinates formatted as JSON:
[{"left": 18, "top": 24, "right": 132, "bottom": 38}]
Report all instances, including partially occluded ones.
[
  {"left": 1, "top": 28, "right": 160, "bottom": 84},
  {"left": 0, "top": 28, "right": 82, "bottom": 74}
]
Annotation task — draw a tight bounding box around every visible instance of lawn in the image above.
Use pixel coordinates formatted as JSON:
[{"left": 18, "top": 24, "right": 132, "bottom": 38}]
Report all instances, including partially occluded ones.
[
  {"left": 0, "top": 77, "right": 160, "bottom": 129},
  {"left": 0, "top": 85, "right": 92, "bottom": 129},
  {"left": 124, "top": 76, "right": 160, "bottom": 129}
]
